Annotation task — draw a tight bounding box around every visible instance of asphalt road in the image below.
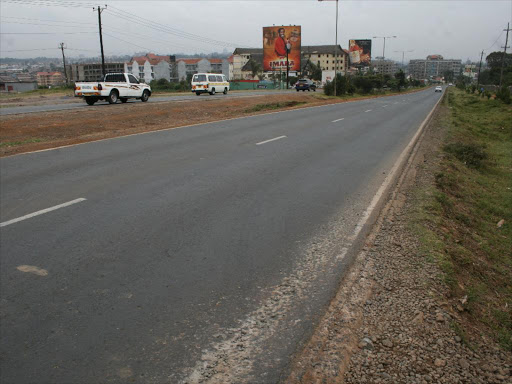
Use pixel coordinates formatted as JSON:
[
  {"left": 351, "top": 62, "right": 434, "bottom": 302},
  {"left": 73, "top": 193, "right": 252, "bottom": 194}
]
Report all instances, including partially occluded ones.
[
  {"left": 0, "top": 89, "right": 295, "bottom": 116},
  {"left": 0, "top": 88, "right": 442, "bottom": 383}
]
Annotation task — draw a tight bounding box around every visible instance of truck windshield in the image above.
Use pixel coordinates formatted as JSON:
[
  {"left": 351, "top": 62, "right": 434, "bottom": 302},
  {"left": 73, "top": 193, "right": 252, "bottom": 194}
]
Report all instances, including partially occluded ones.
[{"left": 193, "top": 75, "right": 207, "bottom": 82}]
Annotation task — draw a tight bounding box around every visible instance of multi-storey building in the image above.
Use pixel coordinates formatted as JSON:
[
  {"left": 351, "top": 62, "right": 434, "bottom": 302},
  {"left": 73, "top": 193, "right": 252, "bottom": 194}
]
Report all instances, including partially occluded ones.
[
  {"left": 69, "top": 62, "right": 125, "bottom": 82},
  {"left": 36, "top": 72, "right": 66, "bottom": 87},
  {"left": 231, "top": 45, "right": 349, "bottom": 80},
  {"left": 125, "top": 53, "right": 229, "bottom": 82},
  {"left": 408, "top": 55, "right": 462, "bottom": 80},
  {"left": 371, "top": 59, "right": 399, "bottom": 75}
]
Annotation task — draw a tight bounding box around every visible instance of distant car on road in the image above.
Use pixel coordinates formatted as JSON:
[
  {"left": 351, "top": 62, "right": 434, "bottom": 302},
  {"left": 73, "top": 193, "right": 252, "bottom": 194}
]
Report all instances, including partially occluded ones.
[
  {"left": 435, "top": 86, "right": 443, "bottom": 92},
  {"left": 295, "top": 79, "right": 316, "bottom": 92},
  {"left": 448, "top": 83, "right": 453, "bottom": 86},
  {"left": 75, "top": 73, "right": 151, "bottom": 105}
]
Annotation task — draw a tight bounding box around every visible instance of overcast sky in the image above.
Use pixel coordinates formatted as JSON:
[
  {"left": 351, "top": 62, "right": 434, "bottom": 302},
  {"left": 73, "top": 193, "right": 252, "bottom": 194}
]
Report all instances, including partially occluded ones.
[{"left": 1, "top": 0, "right": 511, "bottom": 62}]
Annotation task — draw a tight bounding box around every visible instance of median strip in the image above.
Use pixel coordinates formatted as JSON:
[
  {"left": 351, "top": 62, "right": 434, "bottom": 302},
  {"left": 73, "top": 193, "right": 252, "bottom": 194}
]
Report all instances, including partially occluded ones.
[{"left": 0, "top": 198, "right": 86, "bottom": 227}]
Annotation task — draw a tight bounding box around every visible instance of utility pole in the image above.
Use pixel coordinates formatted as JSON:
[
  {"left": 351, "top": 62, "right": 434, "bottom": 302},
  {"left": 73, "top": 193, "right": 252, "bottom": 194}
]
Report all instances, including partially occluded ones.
[
  {"left": 59, "top": 42, "right": 68, "bottom": 85},
  {"left": 477, "top": 50, "right": 484, "bottom": 88},
  {"left": 499, "top": 22, "right": 510, "bottom": 87},
  {"left": 94, "top": 5, "right": 107, "bottom": 77}
]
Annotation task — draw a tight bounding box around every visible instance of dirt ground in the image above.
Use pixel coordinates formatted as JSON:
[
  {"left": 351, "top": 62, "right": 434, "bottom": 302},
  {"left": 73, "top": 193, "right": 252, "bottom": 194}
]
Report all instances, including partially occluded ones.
[
  {"left": 285, "top": 101, "right": 511, "bottom": 383},
  {"left": 0, "top": 89, "right": 424, "bottom": 157}
]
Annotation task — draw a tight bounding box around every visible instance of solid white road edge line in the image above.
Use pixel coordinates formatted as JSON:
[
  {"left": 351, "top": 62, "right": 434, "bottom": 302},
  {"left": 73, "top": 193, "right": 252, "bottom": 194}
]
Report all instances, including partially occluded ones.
[
  {"left": 348, "top": 93, "right": 445, "bottom": 242},
  {"left": 0, "top": 198, "right": 87, "bottom": 228},
  {"left": 332, "top": 118, "right": 345, "bottom": 122},
  {"left": 255, "top": 135, "right": 287, "bottom": 146}
]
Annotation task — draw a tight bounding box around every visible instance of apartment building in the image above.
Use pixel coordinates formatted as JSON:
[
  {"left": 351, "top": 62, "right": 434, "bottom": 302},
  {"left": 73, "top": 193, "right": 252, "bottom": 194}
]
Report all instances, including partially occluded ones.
[
  {"left": 371, "top": 59, "right": 399, "bottom": 75},
  {"left": 36, "top": 72, "right": 66, "bottom": 87},
  {"left": 69, "top": 62, "right": 125, "bottom": 82},
  {"left": 408, "top": 55, "right": 462, "bottom": 80},
  {"left": 231, "top": 45, "right": 349, "bottom": 79}
]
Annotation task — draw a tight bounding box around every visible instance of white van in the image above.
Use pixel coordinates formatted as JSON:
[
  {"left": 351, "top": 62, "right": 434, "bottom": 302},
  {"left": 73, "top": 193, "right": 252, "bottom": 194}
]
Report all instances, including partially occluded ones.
[{"left": 191, "top": 73, "right": 229, "bottom": 96}]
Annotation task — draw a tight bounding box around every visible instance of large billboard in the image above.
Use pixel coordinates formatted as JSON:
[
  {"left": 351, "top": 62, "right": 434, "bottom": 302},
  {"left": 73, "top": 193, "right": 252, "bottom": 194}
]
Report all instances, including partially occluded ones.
[
  {"left": 349, "top": 39, "right": 372, "bottom": 68},
  {"left": 263, "top": 26, "right": 301, "bottom": 72}
]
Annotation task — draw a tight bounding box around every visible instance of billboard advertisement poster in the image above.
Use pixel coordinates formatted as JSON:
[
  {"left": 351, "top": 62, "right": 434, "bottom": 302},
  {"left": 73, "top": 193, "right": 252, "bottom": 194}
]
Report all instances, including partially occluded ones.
[
  {"left": 263, "top": 26, "right": 301, "bottom": 72},
  {"left": 349, "top": 39, "right": 371, "bottom": 68}
]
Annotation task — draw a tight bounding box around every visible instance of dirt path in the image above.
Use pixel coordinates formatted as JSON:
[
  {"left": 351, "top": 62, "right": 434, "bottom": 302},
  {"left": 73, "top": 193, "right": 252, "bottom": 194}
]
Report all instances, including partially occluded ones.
[{"left": 285, "top": 98, "right": 512, "bottom": 383}]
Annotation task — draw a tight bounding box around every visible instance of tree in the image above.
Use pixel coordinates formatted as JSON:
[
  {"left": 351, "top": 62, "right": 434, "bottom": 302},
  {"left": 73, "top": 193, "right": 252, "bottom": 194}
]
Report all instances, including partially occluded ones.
[
  {"left": 310, "top": 62, "right": 322, "bottom": 81},
  {"left": 395, "top": 70, "right": 406, "bottom": 91},
  {"left": 246, "top": 58, "right": 262, "bottom": 80},
  {"left": 486, "top": 51, "right": 512, "bottom": 71},
  {"left": 443, "top": 70, "right": 454, "bottom": 83}
]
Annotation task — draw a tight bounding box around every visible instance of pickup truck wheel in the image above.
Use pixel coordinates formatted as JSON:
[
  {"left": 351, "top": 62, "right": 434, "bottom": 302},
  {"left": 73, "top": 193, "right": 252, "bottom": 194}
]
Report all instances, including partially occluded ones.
[
  {"left": 108, "top": 90, "right": 118, "bottom": 104},
  {"left": 195, "top": 92, "right": 201, "bottom": 96},
  {"left": 209, "top": 88, "right": 215, "bottom": 95},
  {"left": 85, "top": 97, "right": 97, "bottom": 106},
  {"left": 120, "top": 97, "right": 128, "bottom": 103},
  {"left": 296, "top": 89, "right": 299, "bottom": 92},
  {"left": 223, "top": 88, "right": 228, "bottom": 95},
  {"left": 141, "top": 90, "right": 150, "bottom": 102}
]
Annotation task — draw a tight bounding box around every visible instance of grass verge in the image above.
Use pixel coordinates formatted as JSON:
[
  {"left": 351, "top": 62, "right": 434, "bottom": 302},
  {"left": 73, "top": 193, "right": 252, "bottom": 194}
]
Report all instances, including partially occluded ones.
[
  {"left": 414, "top": 88, "right": 512, "bottom": 351},
  {"left": 244, "top": 100, "right": 307, "bottom": 113},
  {"left": 0, "top": 138, "right": 43, "bottom": 148}
]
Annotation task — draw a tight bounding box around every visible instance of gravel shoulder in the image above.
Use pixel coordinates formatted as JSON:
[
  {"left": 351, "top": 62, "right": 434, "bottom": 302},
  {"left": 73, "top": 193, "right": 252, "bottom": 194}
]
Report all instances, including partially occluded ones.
[{"left": 285, "top": 94, "right": 512, "bottom": 383}]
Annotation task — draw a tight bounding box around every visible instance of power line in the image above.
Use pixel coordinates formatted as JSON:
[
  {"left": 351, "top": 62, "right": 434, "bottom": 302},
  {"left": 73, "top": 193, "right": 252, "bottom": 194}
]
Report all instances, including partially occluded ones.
[
  {"left": 0, "top": 21, "right": 96, "bottom": 28},
  {"left": 1, "top": 16, "right": 95, "bottom": 25},
  {"left": 0, "top": 32, "right": 96, "bottom": 35},
  {"left": 106, "top": 5, "right": 245, "bottom": 48}
]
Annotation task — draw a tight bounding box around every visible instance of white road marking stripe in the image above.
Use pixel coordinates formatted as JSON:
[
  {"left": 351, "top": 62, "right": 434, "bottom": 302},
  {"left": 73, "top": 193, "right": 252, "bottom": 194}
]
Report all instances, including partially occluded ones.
[
  {"left": 382, "top": 105, "right": 388, "bottom": 108},
  {"left": 332, "top": 118, "right": 345, "bottom": 122},
  {"left": 365, "top": 109, "right": 372, "bottom": 112},
  {"left": 0, "top": 198, "right": 87, "bottom": 227},
  {"left": 255, "top": 135, "right": 287, "bottom": 146},
  {"left": 394, "top": 101, "right": 399, "bottom": 104}
]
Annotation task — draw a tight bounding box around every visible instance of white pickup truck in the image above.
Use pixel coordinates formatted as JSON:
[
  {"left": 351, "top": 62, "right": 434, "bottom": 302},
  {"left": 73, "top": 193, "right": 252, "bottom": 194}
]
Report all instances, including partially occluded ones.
[{"left": 74, "top": 73, "right": 151, "bottom": 105}]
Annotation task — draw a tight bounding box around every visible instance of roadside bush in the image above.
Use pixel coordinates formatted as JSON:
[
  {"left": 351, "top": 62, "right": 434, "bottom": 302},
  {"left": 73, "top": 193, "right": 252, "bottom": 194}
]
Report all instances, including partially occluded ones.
[
  {"left": 150, "top": 79, "right": 190, "bottom": 92},
  {"left": 323, "top": 73, "right": 351, "bottom": 96},
  {"left": 496, "top": 86, "right": 511, "bottom": 104},
  {"left": 444, "top": 142, "right": 488, "bottom": 169}
]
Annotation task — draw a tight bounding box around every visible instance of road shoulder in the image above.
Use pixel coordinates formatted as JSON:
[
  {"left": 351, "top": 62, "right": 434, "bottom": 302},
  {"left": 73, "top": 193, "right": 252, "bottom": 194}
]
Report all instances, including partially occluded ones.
[{"left": 284, "top": 93, "right": 512, "bottom": 383}]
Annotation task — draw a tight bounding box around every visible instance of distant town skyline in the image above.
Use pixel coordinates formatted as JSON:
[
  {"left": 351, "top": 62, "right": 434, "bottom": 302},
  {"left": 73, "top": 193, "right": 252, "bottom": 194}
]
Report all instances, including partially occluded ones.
[{"left": 1, "top": 0, "right": 511, "bottom": 62}]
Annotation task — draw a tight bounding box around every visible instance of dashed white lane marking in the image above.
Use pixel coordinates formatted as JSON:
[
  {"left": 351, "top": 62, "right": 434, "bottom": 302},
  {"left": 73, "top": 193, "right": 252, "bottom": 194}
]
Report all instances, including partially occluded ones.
[
  {"left": 332, "top": 118, "right": 345, "bottom": 122},
  {"left": 394, "top": 101, "right": 399, "bottom": 104},
  {"left": 365, "top": 109, "right": 372, "bottom": 112},
  {"left": 0, "top": 198, "right": 87, "bottom": 227},
  {"left": 16, "top": 265, "right": 48, "bottom": 276},
  {"left": 255, "top": 135, "right": 287, "bottom": 146},
  {"left": 382, "top": 105, "right": 388, "bottom": 108}
]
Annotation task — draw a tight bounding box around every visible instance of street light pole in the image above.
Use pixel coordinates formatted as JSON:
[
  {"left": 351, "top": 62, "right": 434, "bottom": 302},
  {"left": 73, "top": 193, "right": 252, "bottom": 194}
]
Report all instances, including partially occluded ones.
[
  {"left": 373, "top": 35, "right": 397, "bottom": 60},
  {"left": 334, "top": 0, "right": 338, "bottom": 97},
  {"left": 394, "top": 50, "right": 414, "bottom": 68},
  {"left": 318, "top": 0, "right": 339, "bottom": 96}
]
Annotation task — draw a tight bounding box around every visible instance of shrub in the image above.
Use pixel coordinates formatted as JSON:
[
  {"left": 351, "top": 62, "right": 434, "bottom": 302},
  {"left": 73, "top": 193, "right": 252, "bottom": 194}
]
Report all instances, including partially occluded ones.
[
  {"left": 444, "top": 142, "right": 488, "bottom": 169},
  {"left": 496, "top": 86, "right": 511, "bottom": 104}
]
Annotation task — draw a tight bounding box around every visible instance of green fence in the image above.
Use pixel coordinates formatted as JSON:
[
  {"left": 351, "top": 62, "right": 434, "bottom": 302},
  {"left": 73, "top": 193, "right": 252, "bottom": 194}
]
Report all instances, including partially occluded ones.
[{"left": 229, "top": 80, "right": 284, "bottom": 90}]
